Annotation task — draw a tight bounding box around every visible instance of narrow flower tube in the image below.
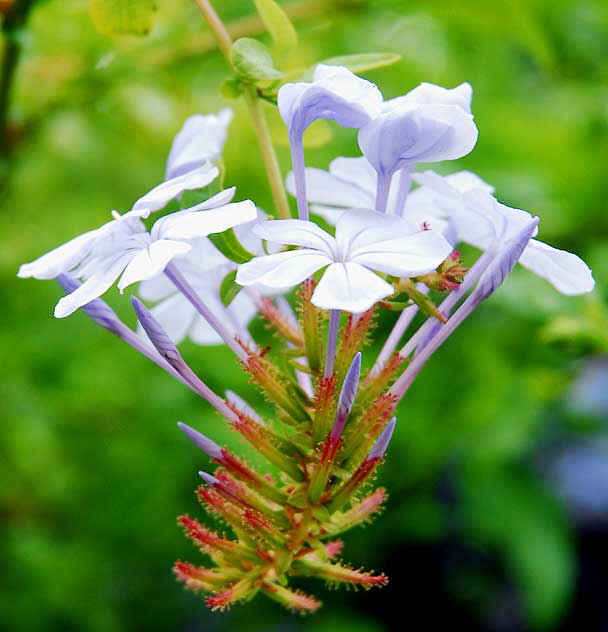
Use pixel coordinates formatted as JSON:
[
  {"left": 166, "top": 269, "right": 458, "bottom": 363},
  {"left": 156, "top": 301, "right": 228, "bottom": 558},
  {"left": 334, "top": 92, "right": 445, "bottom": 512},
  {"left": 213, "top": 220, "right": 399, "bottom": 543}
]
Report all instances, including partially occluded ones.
[
  {"left": 178, "top": 422, "right": 287, "bottom": 505},
  {"left": 56, "top": 274, "right": 191, "bottom": 387},
  {"left": 131, "top": 296, "right": 238, "bottom": 421},
  {"left": 164, "top": 262, "right": 250, "bottom": 361},
  {"left": 390, "top": 217, "right": 540, "bottom": 403}
]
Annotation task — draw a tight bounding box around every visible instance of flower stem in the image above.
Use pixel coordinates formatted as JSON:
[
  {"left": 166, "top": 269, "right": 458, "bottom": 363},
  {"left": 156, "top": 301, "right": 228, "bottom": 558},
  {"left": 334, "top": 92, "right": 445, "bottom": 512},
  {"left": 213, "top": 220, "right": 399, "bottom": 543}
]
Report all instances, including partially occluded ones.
[
  {"left": 193, "top": 0, "right": 291, "bottom": 220},
  {"left": 324, "top": 309, "right": 340, "bottom": 377},
  {"left": 244, "top": 86, "right": 292, "bottom": 219},
  {"left": 193, "top": 0, "right": 233, "bottom": 60}
]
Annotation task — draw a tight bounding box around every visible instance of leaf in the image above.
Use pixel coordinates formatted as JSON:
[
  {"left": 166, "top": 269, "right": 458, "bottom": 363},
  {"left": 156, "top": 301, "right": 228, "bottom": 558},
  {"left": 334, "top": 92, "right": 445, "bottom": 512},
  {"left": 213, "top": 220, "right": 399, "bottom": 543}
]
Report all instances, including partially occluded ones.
[
  {"left": 220, "top": 77, "right": 244, "bottom": 99},
  {"left": 207, "top": 229, "right": 255, "bottom": 264},
  {"left": 90, "top": 0, "right": 157, "bottom": 36},
  {"left": 219, "top": 270, "right": 240, "bottom": 307},
  {"left": 297, "top": 51, "right": 402, "bottom": 82},
  {"left": 231, "top": 38, "right": 283, "bottom": 81},
  {"left": 254, "top": 0, "right": 298, "bottom": 56}
]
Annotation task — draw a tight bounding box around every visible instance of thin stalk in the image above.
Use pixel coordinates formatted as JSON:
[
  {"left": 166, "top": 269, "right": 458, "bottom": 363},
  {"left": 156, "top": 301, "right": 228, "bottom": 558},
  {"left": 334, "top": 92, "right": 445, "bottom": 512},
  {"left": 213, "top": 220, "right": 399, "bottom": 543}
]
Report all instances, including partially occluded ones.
[
  {"left": 324, "top": 309, "right": 340, "bottom": 377},
  {"left": 244, "top": 86, "right": 292, "bottom": 219},
  {"left": 193, "top": 0, "right": 233, "bottom": 60},
  {"left": 164, "top": 262, "right": 249, "bottom": 361},
  {"left": 374, "top": 171, "right": 391, "bottom": 212},
  {"left": 194, "top": 0, "right": 291, "bottom": 220},
  {"left": 289, "top": 132, "right": 308, "bottom": 220},
  {"left": 393, "top": 167, "right": 412, "bottom": 217}
]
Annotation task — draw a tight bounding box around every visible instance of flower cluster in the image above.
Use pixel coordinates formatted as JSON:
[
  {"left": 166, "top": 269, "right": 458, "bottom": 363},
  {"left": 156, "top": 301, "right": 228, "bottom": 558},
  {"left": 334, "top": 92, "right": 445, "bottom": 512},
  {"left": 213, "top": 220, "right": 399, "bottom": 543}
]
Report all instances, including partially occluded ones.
[{"left": 19, "top": 62, "right": 594, "bottom": 613}]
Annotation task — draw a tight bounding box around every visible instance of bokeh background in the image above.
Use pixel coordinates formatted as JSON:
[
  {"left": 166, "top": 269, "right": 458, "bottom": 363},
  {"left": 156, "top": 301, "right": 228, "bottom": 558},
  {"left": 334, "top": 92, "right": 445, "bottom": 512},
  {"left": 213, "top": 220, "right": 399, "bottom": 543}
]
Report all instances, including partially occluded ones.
[{"left": 2, "top": 0, "right": 608, "bottom": 630}]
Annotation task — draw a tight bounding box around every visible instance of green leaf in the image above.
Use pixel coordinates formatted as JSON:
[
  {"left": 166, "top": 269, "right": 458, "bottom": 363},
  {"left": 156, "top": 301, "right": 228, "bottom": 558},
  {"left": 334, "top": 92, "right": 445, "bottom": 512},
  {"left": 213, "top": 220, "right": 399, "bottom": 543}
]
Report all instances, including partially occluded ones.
[
  {"left": 231, "top": 38, "right": 283, "bottom": 81},
  {"left": 90, "top": 0, "right": 157, "bottom": 36},
  {"left": 299, "top": 52, "right": 401, "bottom": 81},
  {"left": 208, "top": 229, "right": 255, "bottom": 264},
  {"left": 254, "top": 0, "right": 298, "bottom": 56},
  {"left": 219, "top": 270, "right": 240, "bottom": 308}
]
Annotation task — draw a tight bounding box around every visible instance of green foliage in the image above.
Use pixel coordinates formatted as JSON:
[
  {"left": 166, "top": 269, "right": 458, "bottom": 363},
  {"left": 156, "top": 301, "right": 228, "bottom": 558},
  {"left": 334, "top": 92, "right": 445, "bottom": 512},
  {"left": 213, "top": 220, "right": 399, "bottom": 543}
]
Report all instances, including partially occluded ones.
[
  {"left": 219, "top": 269, "right": 240, "bottom": 306},
  {"left": 254, "top": 0, "right": 298, "bottom": 57},
  {"left": 232, "top": 37, "right": 283, "bottom": 81},
  {"left": 90, "top": 0, "right": 157, "bottom": 36}
]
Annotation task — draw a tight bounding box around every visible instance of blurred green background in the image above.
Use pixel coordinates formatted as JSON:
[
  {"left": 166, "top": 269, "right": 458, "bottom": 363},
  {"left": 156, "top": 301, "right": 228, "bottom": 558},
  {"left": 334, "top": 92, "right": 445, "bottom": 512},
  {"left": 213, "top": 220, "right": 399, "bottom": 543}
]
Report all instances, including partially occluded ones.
[{"left": 2, "top": 0, "right": 608, "bottom": 630}]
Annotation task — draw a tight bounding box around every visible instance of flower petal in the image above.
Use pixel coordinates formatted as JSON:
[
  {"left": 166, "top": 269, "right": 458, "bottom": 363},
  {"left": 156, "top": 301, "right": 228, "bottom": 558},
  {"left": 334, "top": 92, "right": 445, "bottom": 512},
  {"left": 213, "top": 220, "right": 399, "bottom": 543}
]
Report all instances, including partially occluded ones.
[
  {"left": 350, "top": 229, "right": 453, "bottom": 277},
  {"left": 165, "top": 109, "right": 233, "bottom": 179},
  {"left": 358, "top": 104, "right": 478, "bottom": 176},
  {"left": 155, "top": 200, "right": 258, "bottom": 241},
  {"left": 385, "top": 82, "right": 472, "bottom": 113},
  {"left": 131, "top": 164, "right": 219, "bottom": 214},
  {"left": 236, "top": 250, "right": 331, "bottom": 288},
  {"left": 253, "top": 218, "right": 336, "bottom": 255},
  {"left": 286, "top": 167, "right": 373, "bottom": 209},
  {"left": 278, "top": 65, "right": 382, "bottom": 136},
  {"left": 18, "top": 228, "right": 101, "bottom": 280},
  {"left": 54, "top": 251, "right": 135, "bottom": 318},
  {"left": 118, "top": 239, "right": 192, "bottom": 292},
  {"left": 519, "top": 239, "right": 595, "bottom": 295},
  {"left": 312, "top": 262, "right": 394, "bottom": 313}
]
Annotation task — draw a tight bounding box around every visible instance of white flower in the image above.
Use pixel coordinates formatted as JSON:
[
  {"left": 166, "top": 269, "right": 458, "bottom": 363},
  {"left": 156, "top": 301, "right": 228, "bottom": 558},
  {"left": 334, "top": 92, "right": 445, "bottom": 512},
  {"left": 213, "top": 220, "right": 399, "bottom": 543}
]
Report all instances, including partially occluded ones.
[
  {"left": 236, "top": 210, "right": 453, "bottom": 313},
  {"left": 358, "top": 82, "right": 478, "bottom": 179},
  {"left": 19, "top": 188, "right": 258, "bottom": 317},
  {"left": 413, "top": 170, "right": 595, "bottom": 295},
  {"left": 137, "top": 210, "right": 281, "bottom": 346},
  {"left": 165, "top": 109, "right": 233, "bottom": 179},
  {"left": 278, "top": 64, "right": 382, "bottom": 139}
]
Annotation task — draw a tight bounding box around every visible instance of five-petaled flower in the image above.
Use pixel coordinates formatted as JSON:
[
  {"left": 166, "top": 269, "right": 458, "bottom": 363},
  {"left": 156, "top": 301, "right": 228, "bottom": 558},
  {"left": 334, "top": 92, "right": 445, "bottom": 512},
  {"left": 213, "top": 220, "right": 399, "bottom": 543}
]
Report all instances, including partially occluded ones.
[{"left": 236, "top": 209, "right": 453, "bottom": 313}]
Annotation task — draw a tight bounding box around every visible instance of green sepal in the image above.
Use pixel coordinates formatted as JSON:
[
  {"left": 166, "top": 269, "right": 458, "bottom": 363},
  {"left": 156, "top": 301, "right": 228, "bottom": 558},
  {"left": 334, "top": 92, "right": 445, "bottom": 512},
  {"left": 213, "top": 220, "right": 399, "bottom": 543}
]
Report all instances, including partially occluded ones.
[
  {"left": 208, "top": 229, "right": 255, "bottom": 264},
  {"left": 219, "top": 270, "right": 240, "bottom": 307},
  {"left": 220, "top": 77, "right": 244, "bottom": 99},
  {"left": 378, "top": 299, "right": 414, "bottom": 311},
  {"left": 232, "top": 37, "right": 284, "bottom": 81},
  {"left": 311, "top": 506, "right": 330, "bottom": 522},
  {"left": 286, "top": 490, "right": 308, "bottom": 509}
]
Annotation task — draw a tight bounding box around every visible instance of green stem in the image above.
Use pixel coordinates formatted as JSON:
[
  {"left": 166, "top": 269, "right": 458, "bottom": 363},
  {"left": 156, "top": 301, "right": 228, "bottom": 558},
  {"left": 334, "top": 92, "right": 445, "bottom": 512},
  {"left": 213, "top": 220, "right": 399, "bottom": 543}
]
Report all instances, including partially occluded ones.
[
  {"left": 0, "top": 0, "right": 36, "bottom": 156},
  {"left": 243, "top": 85, "right": 291, "bottom": 218},
  {"left": 193, "top": 0, "right": 291, "bottom": 219}
]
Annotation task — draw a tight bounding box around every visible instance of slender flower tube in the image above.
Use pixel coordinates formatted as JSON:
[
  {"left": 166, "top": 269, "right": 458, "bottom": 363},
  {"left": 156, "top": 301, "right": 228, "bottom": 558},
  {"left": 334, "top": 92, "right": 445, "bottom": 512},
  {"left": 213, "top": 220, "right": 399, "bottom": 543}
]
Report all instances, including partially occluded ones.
[
  {"left": 390, "top": 217, "right": 540, "bottom": 403},
  {"left": 131, "top": 296, "right": 238, "bottom": 421},
  {"left": 278, "top": 65, "right": 382, "bottom": 219}
]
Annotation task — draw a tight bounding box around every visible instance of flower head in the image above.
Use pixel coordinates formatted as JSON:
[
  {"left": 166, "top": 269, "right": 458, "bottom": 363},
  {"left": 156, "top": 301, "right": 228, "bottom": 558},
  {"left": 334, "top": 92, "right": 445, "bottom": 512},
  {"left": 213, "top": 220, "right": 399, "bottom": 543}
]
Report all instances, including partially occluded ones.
[{"left": 236, "top": 210, "right": 452, "bottom": 313}]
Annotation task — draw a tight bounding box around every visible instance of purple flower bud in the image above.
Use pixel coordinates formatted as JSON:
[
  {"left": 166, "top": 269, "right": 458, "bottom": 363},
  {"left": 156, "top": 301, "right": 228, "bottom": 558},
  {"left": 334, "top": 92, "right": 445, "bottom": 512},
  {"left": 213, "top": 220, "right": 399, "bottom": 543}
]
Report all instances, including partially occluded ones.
[
  {"left": 330, "top": 352, "right": 361, "bottom": 440},
  {"left": 367, "top": 418, "right": 396, "bottom": 460},
  {"left": 177, "top": 422, "right": 223, "bottom": 460},
  {"left": 131, "top": 295, "right": 182, "bottom": 366},
  {"left": 199, "top": 471, "right": 220, "bottom": 487},
  {"left": 474, "top": 216, "right": 540, "bottom": 302},
  {"left": 56, "top": 274, "right": 120, "bottom": 332}
]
